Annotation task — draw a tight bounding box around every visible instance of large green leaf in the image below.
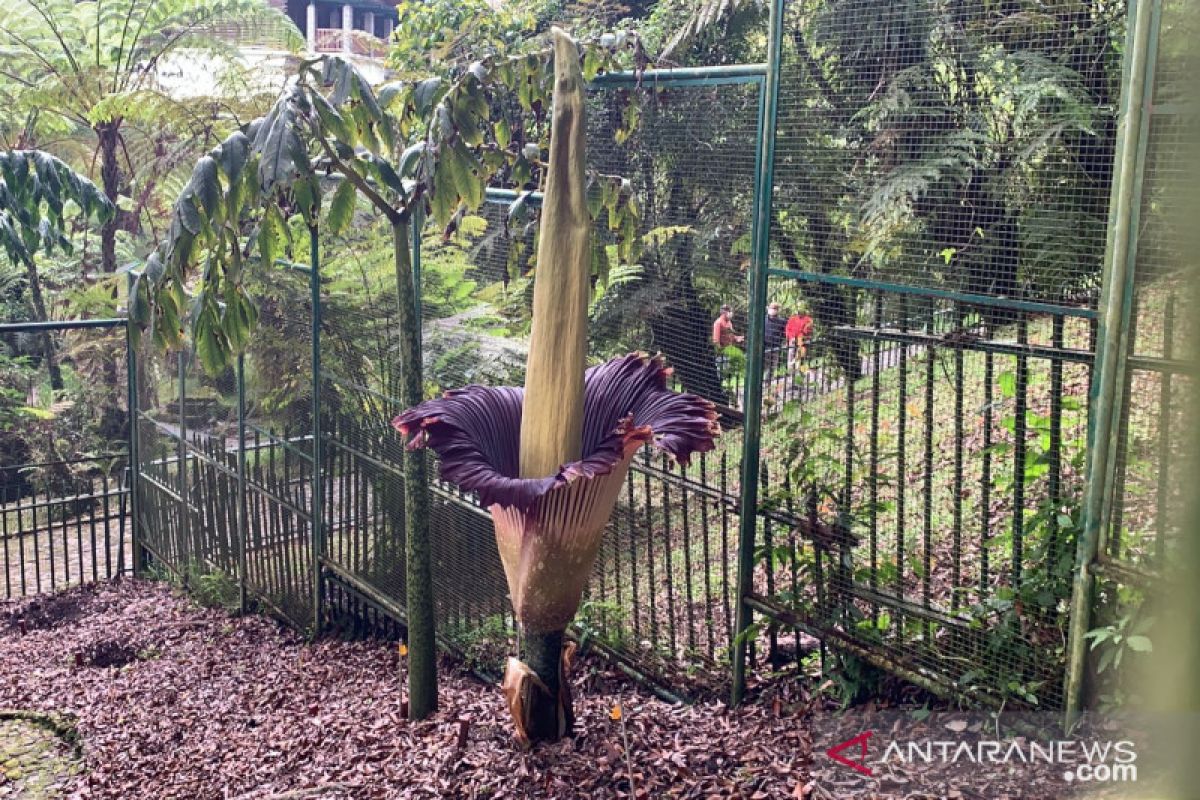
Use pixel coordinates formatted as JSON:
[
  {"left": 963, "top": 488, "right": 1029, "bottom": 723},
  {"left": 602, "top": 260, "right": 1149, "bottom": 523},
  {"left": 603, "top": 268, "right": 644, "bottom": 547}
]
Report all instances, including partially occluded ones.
[{"left": 325, "top": 179, "right": 357, "bottom": 236}]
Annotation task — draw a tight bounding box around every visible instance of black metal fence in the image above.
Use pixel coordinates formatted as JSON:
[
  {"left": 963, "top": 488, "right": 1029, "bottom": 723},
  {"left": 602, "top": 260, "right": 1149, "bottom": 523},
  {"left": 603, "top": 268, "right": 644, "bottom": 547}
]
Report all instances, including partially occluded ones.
[{"left": 0, "top": 319, "right": 132, "bottom": 599}]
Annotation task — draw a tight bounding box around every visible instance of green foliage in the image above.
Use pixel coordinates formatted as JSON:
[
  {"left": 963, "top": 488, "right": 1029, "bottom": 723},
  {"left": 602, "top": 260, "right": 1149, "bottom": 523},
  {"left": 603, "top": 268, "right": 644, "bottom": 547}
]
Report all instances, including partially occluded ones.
[
  {"left": 1084, "top": 610, "right": 1153, "bottom": 676},
  {"left": 0, "top": 151, "right": 113, "bottom": 267},
  {"left": 445, "top": 614, "right": 513, "bottom": 676},
  {"left": 575, "top": 598, "right": 632, "bottom": 652},
  {"left": 129, "top": 129, "right": 262, "bottom": 373},
  {"left": 150, "top": 560, "right": 242, "bottom": 612},
  {"left": 0, "top": 0, "right": 302, "bottom": 274},
  {"left": 141, "top": 34, "right": 648, "bottom": 375},
  {"left": 387, "top": 0, "right": 554, "bottom": 76}
]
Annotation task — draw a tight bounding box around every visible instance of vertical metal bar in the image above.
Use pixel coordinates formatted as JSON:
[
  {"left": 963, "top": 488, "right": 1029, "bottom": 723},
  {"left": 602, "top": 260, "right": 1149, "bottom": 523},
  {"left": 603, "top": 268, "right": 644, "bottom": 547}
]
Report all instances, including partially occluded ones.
[
  {"left": 1013, "top": 318, "right": 1029, "bottom": 588},
  {"left": 896, "top": 295, "right": 909, "bottom": 598},
  {"left": 1066, "top": 0, "right": 1160, "bottom": 723},
  {"left": 981, "top": 350, "right": 994, "bottom": 598},
  {"left": 237, "top": 354, "right": 249, "bottom": 614},
  {"left": 88, "top": 478, "right": 98, "bottom": 582},
  {"left": 1154, "top": 295, "right": 1174, "bottom": 565},
  {"left": 177, "top": 349, "right": 189, "bottom": 580},
  {"left": 869, "top": 293, "right": 882, "bottom": 602},
  {"left": 951, "top": 302, "right": 965, "bottom": 613},
  {"left": 922, "top": 302, "right": 935, "bottom": 629},
  {"left": 1, "top": 486, "right": 10, "bottom": 598},
  {"left": 124, "top": 299, "right": 141, "bottom": 577},
  {"left": 643, "top": 466, "right": 659, "bottom": 650},
  {"left": 731, "top": 0, "right": 784, "bottom": 707},
  {"left": 1048, "top": 315, "right": 1065, "bottom": 569},
  {"left": 20, "top": 491, "right": 34, "bottom": 594},
  {"left": 699, "top": 453, "right": 714, "bottom": 657},
  {"left": 680, "top": 461, "right": 697, "bottom": 656},
  {"left": 309, "top": 226, "right": 325, "bottom": 634},
  {"left": 1107, "top": 292, "right": 1139, "bottom": 556},
  {"left": 720, "top": 451, "right": 732, "bottom": 646},
  {"left": 761, "top": 462, "right": 776, "bottom": 661}
]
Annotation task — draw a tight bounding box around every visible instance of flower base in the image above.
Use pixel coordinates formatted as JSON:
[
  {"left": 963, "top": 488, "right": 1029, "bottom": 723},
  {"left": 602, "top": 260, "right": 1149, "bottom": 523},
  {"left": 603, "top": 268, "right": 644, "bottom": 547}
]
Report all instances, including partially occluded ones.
[{"left": 502, "top": 630, "right": 576, "bottom": 746}]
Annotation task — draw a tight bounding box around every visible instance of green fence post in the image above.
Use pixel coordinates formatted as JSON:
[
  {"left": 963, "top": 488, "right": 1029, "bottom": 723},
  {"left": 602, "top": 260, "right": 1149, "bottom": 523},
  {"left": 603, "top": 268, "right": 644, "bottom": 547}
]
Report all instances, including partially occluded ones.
[
  {"left": 309, "top": 225, "right": 325, "bottom": 635},
  {"left": 125, "top": 289, "right": 143, "bottom": 577},
  {"left": 1064, "top": 0, "right": 1160, "bottom": 724},
  {"left": 236, "top": 352, "right": 248, "bottom": 614},
  {"left": 730, "top": 0, "right": 785, "bottom": 707},
  {"left": 177, "top": 348, "right": 189, "bottom": 578}
]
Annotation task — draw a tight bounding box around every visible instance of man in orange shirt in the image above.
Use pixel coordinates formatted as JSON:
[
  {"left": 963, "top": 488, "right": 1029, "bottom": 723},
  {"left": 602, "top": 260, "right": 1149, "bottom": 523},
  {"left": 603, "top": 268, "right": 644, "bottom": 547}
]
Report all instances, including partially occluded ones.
[{"left": 711, "top": 305, "right": 744, "bottom": 348}]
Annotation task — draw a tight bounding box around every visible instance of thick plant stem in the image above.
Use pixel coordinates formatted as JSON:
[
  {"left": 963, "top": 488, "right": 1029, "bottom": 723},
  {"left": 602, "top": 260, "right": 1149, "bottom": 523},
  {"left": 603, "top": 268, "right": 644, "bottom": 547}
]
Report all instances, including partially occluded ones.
[
  {"left": 394, "top": 221, "right": 436, "bottom": 719},
  {"left": 97, "top": 123, "right": 120, "bottom": 275},
  {"left": 518, "top": 27, "right": 590, "bottom": 479},
  {"left": 519, "top": 628, "right": 572, "bottom": 742},
  {"left": 21, "top": 256, "right": 63, "bottom": 391}
]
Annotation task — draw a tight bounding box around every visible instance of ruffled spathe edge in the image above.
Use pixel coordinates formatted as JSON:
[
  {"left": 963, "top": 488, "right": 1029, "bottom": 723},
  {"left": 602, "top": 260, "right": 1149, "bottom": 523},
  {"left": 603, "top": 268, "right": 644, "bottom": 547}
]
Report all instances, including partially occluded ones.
[{"left": 392, "top": 353, "right": 720, "bottom": 513}]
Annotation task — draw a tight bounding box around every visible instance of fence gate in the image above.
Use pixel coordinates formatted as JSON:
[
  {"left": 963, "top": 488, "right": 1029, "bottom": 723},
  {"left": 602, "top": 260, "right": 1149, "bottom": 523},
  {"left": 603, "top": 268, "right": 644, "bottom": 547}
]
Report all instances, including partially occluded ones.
[{"left": 731, "top": 0, "right": 1172, "bottom": 710}]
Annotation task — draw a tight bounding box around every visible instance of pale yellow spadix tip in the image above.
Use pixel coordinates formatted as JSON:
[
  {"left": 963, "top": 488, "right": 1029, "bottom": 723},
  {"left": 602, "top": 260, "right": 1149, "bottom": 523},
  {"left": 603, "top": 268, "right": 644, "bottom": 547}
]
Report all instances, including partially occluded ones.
[{"left": 519, "top": 28, "right": 590, "bottom": 479}]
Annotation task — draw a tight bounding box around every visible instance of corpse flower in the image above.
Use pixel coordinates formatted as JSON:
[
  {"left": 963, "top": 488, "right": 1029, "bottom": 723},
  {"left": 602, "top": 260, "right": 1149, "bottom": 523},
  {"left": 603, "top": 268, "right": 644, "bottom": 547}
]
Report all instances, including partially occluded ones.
[{"left": 393, "top": 28, "right": 719, "bottom": 745}]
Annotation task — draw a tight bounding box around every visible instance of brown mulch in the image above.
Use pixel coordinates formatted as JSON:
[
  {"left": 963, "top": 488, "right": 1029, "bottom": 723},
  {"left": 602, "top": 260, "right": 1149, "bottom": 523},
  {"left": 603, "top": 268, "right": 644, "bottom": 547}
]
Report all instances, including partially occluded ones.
[
  {"left": 2, "top": 581, "right": 1133, "bottom": 799},
  {"left": 0, "top": 580, "right": 814, "bottom": 799}
]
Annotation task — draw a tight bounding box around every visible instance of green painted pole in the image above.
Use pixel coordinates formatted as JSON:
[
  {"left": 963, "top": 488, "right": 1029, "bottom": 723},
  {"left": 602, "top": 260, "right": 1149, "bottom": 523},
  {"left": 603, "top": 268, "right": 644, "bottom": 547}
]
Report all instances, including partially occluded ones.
[
  {"left": 124, "top": 274, "right": 142, "bottom": 578},
  {"left": 730, "top": 0, "right": 785, "bottom": 707},
  {"left": 236, "top": 353, "right": 248, "bottom": 614},
  {"left": 309, "top": 225, "right": 325, "bottom": 635},
  {"left": 177, "top": 348, "right": 190, "bottom": 578},
  {"left": 1064, "top": 0, "right": 1159, "bottom": 725}
]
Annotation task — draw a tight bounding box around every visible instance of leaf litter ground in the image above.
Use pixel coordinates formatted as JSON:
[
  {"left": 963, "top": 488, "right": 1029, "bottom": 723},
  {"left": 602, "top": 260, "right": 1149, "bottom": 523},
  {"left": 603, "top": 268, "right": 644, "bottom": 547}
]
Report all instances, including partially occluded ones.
[{"left": 0, "top": 581, "right": 1128, "bottom": 799}]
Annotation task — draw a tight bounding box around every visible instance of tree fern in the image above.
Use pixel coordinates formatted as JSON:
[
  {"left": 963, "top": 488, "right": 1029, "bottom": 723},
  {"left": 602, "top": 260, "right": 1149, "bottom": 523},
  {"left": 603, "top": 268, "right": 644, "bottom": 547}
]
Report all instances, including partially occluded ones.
[{"left": 0, "top": 0, "right": 301, "bottom": 271}]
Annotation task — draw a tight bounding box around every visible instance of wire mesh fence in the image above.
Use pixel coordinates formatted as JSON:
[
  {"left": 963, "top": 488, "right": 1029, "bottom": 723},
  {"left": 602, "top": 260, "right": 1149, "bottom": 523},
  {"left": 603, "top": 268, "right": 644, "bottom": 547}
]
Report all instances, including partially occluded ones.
[
  {"left": 89, "top": 0, "right": 1191, "bottom": 712},
  {"left": 1105, "top": 0, "right": 1196, "bottom": 578},
  {"left": 741, "top": 0, "right": 1139, "bottom": 707}
]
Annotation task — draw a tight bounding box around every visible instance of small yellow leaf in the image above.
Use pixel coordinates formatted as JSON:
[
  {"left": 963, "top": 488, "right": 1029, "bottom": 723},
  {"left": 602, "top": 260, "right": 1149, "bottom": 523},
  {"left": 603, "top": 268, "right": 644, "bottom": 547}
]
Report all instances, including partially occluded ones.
[
  {"left": 398, "top": 643, "right": 408, "bottom": 657},
  {"left": 609, "top": 704, "right": 622, "bottom": 721}
]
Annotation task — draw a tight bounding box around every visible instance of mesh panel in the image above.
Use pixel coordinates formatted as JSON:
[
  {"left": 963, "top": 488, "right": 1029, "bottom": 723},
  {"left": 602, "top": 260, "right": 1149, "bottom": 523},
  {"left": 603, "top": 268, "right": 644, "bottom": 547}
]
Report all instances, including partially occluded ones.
[
  {"left": 241, "top": 264, "right": 315, "bottom": 627},
  {"left": 771, "top": 0, "right": 1117, "bottom": 308},
  {"left": 1106, "top": 0, "right": 1197, "bottom": 573},
  {"left": 750, "top": 0, "right": 1128, "bottom": 706},
  {"left": 754, "top": 279, "right": 1092, "bottom": 704}
]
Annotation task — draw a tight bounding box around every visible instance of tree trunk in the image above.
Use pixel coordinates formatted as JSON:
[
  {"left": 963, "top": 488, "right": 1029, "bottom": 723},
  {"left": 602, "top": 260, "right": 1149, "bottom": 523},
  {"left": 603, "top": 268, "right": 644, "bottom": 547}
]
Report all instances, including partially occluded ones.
[
  {"left": 394, "top": 221, "right": 436, "bottom": 719},
  {"left": 96, "top": 123, "right": 121, "bottom": 274},
  {"left": 22, "top": 257, "right": 63, "bottom": 391},
  {"left": 647, "top": 288, "right": 727, "bottom": 403}
]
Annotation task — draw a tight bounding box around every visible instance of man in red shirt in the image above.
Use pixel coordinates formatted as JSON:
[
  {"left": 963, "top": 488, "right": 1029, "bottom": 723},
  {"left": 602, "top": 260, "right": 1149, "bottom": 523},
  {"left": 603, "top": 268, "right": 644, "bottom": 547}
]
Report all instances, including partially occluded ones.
[
  {"left": 712, "top": 305, "right": 744, "bottom": 348},
  {"left": 786, "top": 310, "right": 813, "bottom": 368}
]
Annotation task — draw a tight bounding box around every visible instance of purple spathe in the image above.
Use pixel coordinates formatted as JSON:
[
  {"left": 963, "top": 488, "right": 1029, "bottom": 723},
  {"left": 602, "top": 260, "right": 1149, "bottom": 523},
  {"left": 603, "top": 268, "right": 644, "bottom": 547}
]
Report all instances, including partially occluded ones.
[{"left": 392, "top": 352, "right": 720, "bottom": 514}]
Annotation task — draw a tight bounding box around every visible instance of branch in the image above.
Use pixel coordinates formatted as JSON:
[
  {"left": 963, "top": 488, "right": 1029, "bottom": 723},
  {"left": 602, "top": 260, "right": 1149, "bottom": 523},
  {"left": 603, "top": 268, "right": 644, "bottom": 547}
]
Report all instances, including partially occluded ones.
[
  {"left": 790, "top": 28, "right": 838, "bottom": 108},
  {"left": 313, "top": 131, "right": 403, "bottom": 226}
]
